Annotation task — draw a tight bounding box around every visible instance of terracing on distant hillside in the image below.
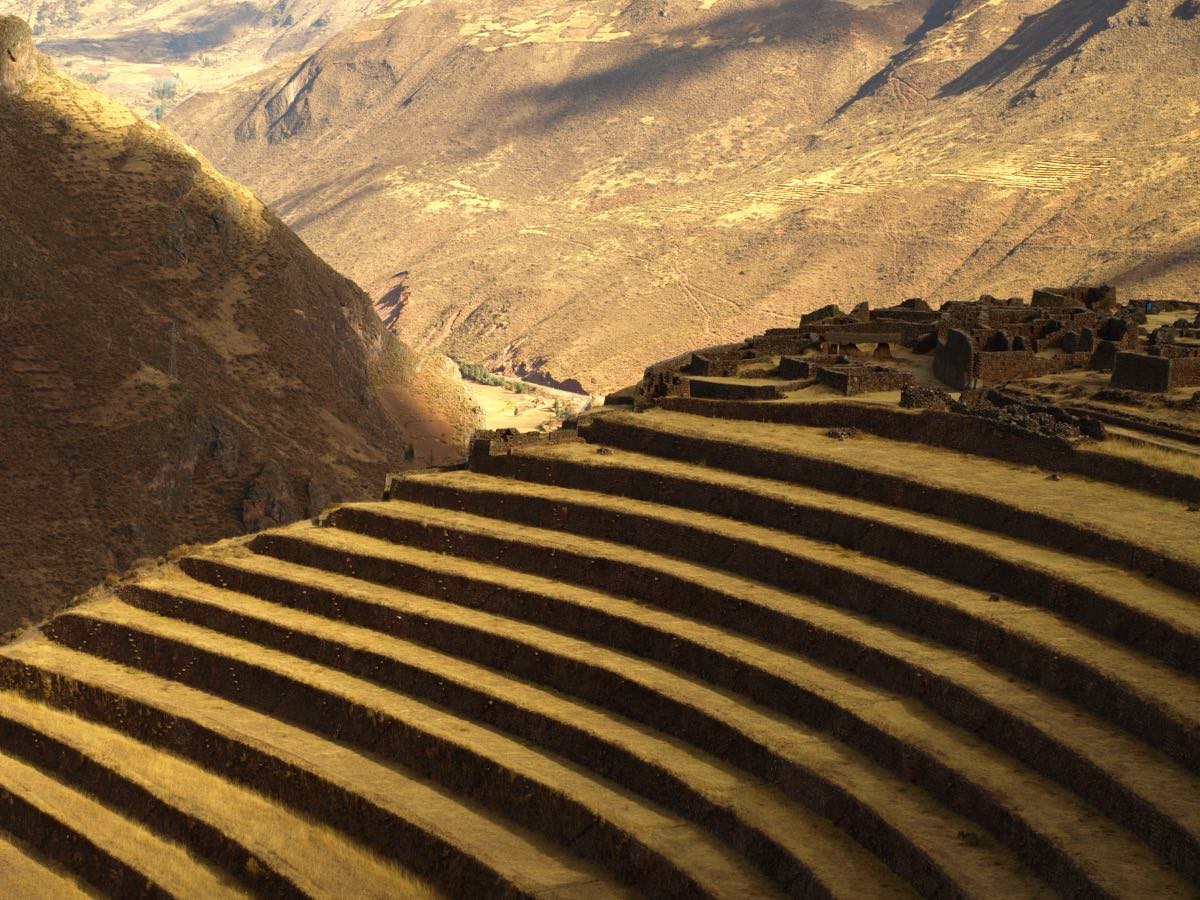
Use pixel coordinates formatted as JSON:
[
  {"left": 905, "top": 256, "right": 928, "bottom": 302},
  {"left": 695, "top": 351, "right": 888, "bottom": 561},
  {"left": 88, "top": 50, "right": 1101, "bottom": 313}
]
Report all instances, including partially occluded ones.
[
  {"left": 1, "top": 290, "right": 1197, "bottom": 897},
  {"left": 168, "top": 0, "right": 1200, "bottom": 392}
]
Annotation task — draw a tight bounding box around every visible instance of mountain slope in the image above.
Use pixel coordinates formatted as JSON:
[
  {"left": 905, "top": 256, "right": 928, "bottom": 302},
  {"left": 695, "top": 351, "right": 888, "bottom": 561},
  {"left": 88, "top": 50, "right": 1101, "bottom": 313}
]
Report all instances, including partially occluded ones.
[
  {"left": 0, "top": 25, "right": 479, "bottom": 637},
  {"left": 169, "top": 0, "right": 1200, "bottom": 391},
  {"left": 0, "top": 0, "right": 389, "bottom": 117}
]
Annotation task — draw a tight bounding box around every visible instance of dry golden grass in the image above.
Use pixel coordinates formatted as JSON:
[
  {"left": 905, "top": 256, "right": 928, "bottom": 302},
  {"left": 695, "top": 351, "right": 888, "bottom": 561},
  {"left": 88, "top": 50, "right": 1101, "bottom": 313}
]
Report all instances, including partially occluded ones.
[
  {"left": 0, "top": 690, "right": 442, "bottom": 898},
  {"left": 624, "top": 409, "right": 1200, "bottom": 566},
  {"left": 0, "top": 833, "right": 91, "bottom": 899},
  {"left": 0, "top": 751, "right": 245, "bottom": 897},
  {"left": 1083, "top": 439, "right": 1200, "bottom": 480}
]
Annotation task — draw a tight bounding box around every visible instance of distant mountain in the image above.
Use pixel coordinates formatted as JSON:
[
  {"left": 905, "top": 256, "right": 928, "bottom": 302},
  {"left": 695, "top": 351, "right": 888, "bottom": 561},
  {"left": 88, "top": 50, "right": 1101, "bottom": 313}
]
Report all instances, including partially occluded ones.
[
  {"left": 0, "top": 0, "right": 387, "bottom": 116},
  {"left": 168, "top": 0, "right": 1200, "bottom": 392},
  {"left": 0, "top": 24, "right": 479, "bottom": 636}
]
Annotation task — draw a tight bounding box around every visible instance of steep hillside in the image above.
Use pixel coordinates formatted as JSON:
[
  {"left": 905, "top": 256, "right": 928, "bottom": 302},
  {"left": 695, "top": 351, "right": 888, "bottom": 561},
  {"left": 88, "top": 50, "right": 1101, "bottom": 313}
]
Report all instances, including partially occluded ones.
[
  {"left": 0, "top": 22, "right": 479, "bottom": 637},
  {"left": 169, "top": 0, "right": 1200, "bottom": 392}
]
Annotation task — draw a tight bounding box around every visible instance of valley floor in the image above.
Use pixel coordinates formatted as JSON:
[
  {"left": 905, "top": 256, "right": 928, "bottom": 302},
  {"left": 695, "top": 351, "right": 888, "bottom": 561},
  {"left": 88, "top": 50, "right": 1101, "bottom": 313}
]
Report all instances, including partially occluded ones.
[{"left": 463, "top": 379, "right": 593, "bottom": 432}]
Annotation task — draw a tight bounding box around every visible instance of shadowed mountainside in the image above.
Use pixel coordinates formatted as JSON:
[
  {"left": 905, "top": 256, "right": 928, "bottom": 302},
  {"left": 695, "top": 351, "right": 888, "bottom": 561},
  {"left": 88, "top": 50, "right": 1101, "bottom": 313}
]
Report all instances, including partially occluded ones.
[
  {"left": 168, "top": 0, "right": 1200, "bottom": 392},
  {"left": 0, "top": 34, "right": 479, "bottom": 637}
]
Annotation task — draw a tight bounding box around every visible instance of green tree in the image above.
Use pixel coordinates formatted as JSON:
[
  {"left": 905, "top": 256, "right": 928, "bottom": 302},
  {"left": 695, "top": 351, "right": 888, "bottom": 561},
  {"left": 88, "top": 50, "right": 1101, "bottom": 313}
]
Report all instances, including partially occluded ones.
[{"left": 151, "top": 78, "right": 178, "bottom": 101}]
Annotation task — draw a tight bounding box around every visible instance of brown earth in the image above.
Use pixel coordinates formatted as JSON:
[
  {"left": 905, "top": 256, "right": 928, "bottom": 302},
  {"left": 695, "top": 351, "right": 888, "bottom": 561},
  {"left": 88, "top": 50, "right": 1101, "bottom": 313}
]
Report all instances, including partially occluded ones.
[
  {"left": 162, "top": 0, "right": 1200, "bottom": 393},
  {"left": 0, "top": 34, "right": 480, "bottom": 637}
]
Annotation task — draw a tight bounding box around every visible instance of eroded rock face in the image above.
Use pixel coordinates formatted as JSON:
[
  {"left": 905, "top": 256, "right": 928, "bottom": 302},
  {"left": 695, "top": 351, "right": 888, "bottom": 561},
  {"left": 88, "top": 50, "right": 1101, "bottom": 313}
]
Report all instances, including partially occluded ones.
[
  {"left": 242, "top": 460, "right": 302, "bottom": 533},
  {"left": 0, "top": 17, "right": 38, "bottom": 97}
]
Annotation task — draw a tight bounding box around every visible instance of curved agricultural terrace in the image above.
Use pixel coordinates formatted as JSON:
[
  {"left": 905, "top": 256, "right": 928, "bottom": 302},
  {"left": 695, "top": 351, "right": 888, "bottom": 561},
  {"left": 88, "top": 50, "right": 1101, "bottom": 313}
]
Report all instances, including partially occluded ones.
[{"left": 0, "top": 334, "right": 1198, "bottom": 898}]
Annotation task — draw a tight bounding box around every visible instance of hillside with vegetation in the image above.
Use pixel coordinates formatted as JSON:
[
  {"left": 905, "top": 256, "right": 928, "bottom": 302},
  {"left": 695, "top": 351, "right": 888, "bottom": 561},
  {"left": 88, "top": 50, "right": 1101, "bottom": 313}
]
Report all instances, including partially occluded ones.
[
  {"left": 165, "top": 0, "right": 1200, "bottom": 392},
  {"left": 0, "top": 24, "right": 479, "bottom": 637}
]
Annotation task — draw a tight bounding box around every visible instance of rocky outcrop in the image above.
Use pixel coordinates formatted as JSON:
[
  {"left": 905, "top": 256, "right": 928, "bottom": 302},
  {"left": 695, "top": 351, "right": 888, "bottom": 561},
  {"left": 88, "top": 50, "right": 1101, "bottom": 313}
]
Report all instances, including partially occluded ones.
[
  {"left": 0, "top": 17, "right": 38, "bottom": 97},
  {"left": 242, "top": 461, "right": 302, "bottom": 533}
]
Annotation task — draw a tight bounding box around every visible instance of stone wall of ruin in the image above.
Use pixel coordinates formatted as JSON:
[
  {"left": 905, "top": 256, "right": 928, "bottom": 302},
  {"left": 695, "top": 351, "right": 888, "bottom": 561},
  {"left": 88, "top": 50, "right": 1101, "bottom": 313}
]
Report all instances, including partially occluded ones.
[
  {"left": 1172, "top": 356, "right": 1200, "bottom": 388},
  {"left": 816, "top": 365, "right": 914, "bottom": 396}
]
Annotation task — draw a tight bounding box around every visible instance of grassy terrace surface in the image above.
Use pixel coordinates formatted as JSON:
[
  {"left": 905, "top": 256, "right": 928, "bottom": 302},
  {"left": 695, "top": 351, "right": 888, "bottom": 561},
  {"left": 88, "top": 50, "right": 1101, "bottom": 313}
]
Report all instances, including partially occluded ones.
[
  {"left": 655, "top": 396, "right": 1200, "bottom": 505},
  {"left": 0, "top": 690, "right": 431, "bottom": 898},
  {"left": 0, "top": 745, "right": 244, "bottom": 898},
  {"left": 0, "top": 397, "right": 1198, "bottom": 896},
  {"left": 592, "top": 408, "right": 1200, "bottom": 588},
  {"left": 0, "top": 832, "right": 90, "bottom": 898}
]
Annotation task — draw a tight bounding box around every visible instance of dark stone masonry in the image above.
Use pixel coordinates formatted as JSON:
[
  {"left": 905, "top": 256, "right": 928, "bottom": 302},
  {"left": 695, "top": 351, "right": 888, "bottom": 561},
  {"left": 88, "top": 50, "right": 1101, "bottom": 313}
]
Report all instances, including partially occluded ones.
[{"left": 635, "top": 287, "right": 1200, "bottom": 410}]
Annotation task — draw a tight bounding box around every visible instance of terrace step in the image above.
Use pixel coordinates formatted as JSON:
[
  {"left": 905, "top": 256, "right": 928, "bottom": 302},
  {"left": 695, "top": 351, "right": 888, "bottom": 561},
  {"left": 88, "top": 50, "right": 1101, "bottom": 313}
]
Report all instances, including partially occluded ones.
[
  {"left": 41, "top": 599, "right": 781, "bottom": 899},
  {"left": 649, "top": 397, "right": 1200, "bottom": 504},
  {"left": 5, "top": 391, "right": 1197, "bottom": 896},
  {"left": 354, "top": 488, "right": 1200, "bottom": 778},
  {"left": 0, "top": 635, "right": 626, "bottom": 899},
  {"left": 179, "top": 542, "right": 1053, "bottom": 899},
  {"left": 581, "top": 408, "right": 1200, "bottom": 596},
  {"left": 0, "top": 833, "right": 89, "bottom": 898},
  {"left": 0, "top": 689, "right": 432, "bottom": 899},
  {"left": 379, "top": 460, "right": 1200, "bottom": 878},
  {"left": 682, "top": 377, "right": 806, "bottom": 401},
  {"left": 0, "top": 743, "right": 246, "bottom": 899},
  {"left": 468, "top": 438, "right": 1200, "bottom": 677},
  {"left": 232, "top": 524, "right": 1199, "bottom": 896},
  {"left": 121, "top": 567, "right": 917, "bottom": 899},
  {"left": 312, "top": 495, "right": 1200, "bottom": 885}
]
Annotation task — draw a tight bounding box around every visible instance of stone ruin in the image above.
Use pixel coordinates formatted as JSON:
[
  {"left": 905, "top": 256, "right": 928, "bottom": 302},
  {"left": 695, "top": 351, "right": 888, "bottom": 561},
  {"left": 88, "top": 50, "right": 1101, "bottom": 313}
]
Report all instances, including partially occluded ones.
[
  {"left": 952, "top": 388, "right": 1108, "bottom": 443},
  {"left": 1031, "top": 285, "right": 1119, "bottom": 312},
  {"left": 634, "top": 286, "right": 1200, "bottom": 411},
  {"left": 926, "top": 289, "right": 1141, "bottom": 390},
  {"left": 780, "top": 288, "right": 1146, "bottom": 395},
  {"left": 1107, "top": 303, "right": 1200, "bottom": 393},
  {"left": 779, "top": 356, "right": 914, "bottom": 396},
  {"left": 923, "top": 289, "right": 1200, "bottom": 395}
]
